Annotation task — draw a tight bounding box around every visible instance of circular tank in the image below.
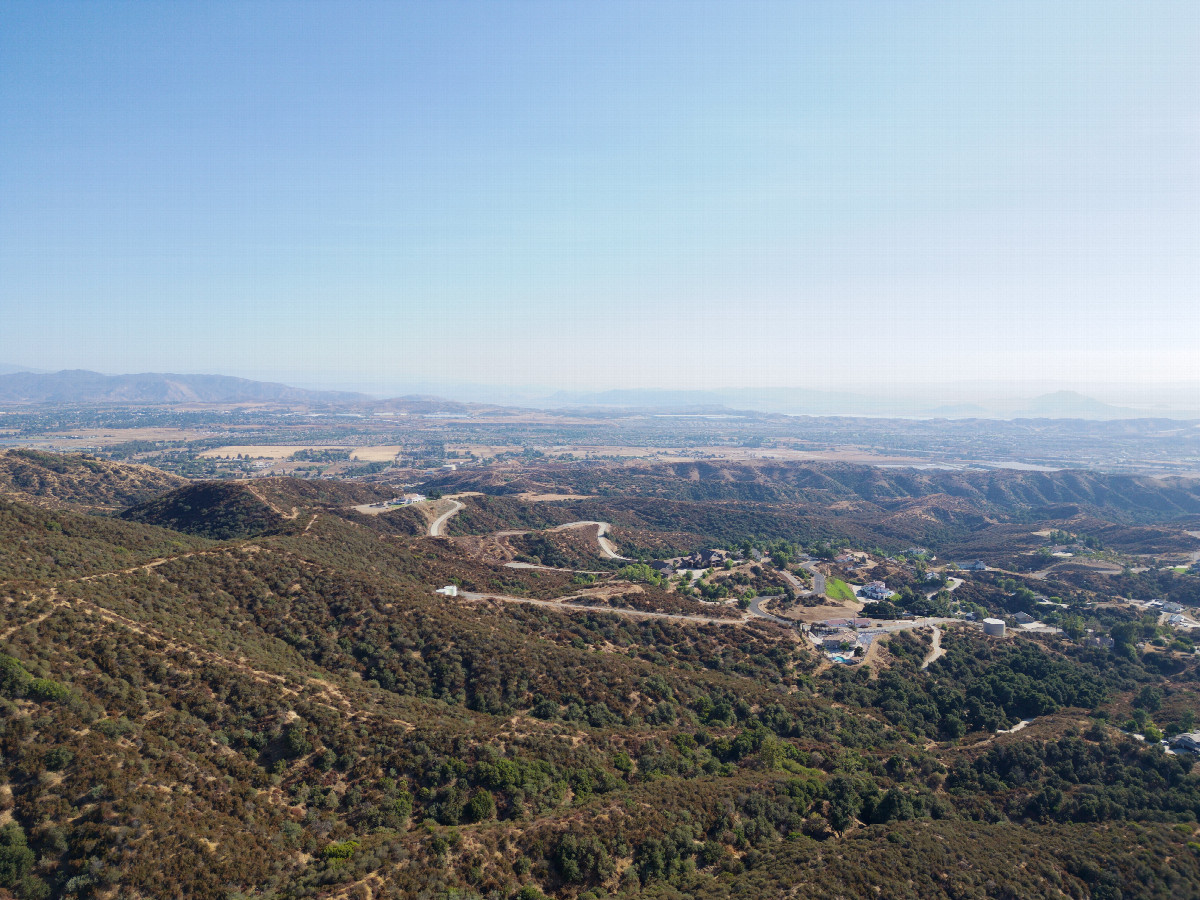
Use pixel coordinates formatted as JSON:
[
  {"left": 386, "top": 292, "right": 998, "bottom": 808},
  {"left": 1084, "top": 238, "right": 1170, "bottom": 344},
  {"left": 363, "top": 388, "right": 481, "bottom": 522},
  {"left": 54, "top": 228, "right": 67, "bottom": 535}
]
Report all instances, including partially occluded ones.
[{"left": 983, "top": 618, "right": 1006, "bottom": 637}]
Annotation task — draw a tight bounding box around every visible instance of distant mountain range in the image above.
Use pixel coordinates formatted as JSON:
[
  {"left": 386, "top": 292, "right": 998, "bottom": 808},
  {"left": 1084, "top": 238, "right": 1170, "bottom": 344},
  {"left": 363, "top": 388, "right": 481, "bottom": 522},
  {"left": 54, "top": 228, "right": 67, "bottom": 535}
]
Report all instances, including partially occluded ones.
[
  {"left": 0, "top": 369, "right": 1194, "bottom": 419},
  {"left": 0, "top": 369, "right": 370, "bottom": 404},
  {"left": 543, "top": 387, "right": 1177, "bottom": 420}
]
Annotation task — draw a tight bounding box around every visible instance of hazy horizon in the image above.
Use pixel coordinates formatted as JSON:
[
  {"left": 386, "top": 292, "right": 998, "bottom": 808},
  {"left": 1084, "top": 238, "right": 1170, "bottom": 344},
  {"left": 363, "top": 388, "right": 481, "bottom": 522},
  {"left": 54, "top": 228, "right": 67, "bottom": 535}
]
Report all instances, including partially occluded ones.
[
  {"left": 3, "top": 2, "right": 1198, "bottom": 394},
  {"left": 3, "top": 361, "right": 1200, "bottom": 418}
]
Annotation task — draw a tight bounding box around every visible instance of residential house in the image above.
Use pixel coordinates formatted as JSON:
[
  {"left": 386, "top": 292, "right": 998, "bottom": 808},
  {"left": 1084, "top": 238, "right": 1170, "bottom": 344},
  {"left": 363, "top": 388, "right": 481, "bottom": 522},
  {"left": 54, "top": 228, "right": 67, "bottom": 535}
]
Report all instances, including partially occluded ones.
[
  {"left": 860, "top": 581, "right": 894, "bottom": 601},
  {"left": 821, "top": 635, "right": 857, "bottom": 652},
  {"left": 1171, "top": 732, "right": 1200, "bottom": 753},
  {"left": 683, "top": 548, "right": 730, "bottom": 568}
]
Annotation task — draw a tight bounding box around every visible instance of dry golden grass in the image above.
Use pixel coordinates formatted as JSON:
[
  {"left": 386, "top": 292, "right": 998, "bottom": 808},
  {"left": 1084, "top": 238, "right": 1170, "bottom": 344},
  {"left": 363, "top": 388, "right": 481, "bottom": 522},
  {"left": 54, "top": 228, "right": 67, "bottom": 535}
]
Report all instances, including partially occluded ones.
[{"left": 349, "top": 445, "right": 403, "bottom": 462}]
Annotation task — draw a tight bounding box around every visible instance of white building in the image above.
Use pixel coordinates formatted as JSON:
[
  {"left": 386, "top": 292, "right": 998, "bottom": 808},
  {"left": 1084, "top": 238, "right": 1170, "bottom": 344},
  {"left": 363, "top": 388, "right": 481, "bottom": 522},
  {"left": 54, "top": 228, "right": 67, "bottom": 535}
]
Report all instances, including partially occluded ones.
[
  {"left": 983, "top": 618, "right": 1006, "bottom": 637},
  {"left": 860, "top": 581, "right": 894, "bottom": 601}
]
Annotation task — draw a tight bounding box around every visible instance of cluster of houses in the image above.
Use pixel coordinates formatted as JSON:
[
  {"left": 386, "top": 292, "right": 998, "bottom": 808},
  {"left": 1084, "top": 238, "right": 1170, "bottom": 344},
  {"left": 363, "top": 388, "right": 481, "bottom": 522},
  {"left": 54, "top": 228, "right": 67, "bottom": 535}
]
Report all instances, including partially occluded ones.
[{"left": 1148, "top": 599, "right": 1186, "bottom": 614}]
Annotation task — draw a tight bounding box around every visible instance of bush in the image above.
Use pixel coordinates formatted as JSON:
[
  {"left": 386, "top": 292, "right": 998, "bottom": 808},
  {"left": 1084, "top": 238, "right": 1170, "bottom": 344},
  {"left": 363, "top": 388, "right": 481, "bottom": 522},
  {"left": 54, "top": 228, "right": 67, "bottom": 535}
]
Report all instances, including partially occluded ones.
[
  {"left": 43, "top": 747, "right": 73, "bottom": 771},
  {"left": 322, "top": 839, "right": 360, "bottom": 862}
]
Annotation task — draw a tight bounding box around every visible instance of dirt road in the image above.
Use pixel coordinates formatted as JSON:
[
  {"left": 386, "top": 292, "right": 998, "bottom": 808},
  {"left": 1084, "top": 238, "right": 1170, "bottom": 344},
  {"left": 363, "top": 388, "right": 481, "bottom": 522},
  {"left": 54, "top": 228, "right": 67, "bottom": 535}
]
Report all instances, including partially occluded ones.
[
  {"left": 457, "top": 590, "right": 749, "bottom": 626},
  {"left": 920, "top": 625, "right": 944, "bottom": 669}
]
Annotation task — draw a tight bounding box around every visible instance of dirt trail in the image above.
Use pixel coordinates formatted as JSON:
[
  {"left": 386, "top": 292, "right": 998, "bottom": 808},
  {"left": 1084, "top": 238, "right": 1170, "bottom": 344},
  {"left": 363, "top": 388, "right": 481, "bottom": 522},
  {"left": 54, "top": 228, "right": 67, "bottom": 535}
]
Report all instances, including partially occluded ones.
[
  {"left": 244, "top": 484, "right": 300, "bottom": 520},
  {"left": 76, "top": 547, "right": 239, "bottom": 582},
  {"left": 0, "top": 599, "right": 58, "bottom": 641},
  {"left": 2, "top": 542, "right": 415, "bottom": 730},
  {"left": 920, "top": 625, "right": 944, "bottom": 669}
]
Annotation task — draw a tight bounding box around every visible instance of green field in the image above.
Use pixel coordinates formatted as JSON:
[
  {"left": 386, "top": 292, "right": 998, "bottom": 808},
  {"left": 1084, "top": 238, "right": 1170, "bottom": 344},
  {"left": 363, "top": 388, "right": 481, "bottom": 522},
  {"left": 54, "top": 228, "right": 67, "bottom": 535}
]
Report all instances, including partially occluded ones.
[{"left": 825, "top": 577, "right": 857, "bottom": 602}]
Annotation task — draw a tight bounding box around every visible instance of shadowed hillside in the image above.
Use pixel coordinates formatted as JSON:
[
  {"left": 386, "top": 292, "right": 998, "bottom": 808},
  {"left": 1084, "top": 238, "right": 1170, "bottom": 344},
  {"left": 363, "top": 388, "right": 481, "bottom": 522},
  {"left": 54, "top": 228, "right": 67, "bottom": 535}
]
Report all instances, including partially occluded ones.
[{"left": 122, "top": 476, "right": 392, "bottom": 539}]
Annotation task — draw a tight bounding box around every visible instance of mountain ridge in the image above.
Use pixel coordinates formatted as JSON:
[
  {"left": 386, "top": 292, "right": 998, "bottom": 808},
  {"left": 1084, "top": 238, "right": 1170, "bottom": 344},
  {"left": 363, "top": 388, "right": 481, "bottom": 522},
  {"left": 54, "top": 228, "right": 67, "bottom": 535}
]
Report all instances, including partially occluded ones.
[{"left": 0, "top": 369, "right": 372, "bottom": 404}]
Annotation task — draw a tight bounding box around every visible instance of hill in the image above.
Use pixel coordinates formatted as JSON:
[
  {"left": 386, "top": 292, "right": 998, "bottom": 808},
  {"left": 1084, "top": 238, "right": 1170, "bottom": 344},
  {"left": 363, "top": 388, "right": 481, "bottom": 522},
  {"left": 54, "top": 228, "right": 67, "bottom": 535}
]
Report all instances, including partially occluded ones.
[
  {"left": 122, "top": 476, "right": 391, "bottom": 539},
  {"left": 420, "top": 459, "right": 1200, "bottom": 523},
  {"left": 0, "top": 369, "right": 370, "bottom": 404},
  {"left": 0, "top": 448, "right": 187, "bottom": 510},
  {"left": 0, "top": 485, "right": 1199, "bottom": 898}
]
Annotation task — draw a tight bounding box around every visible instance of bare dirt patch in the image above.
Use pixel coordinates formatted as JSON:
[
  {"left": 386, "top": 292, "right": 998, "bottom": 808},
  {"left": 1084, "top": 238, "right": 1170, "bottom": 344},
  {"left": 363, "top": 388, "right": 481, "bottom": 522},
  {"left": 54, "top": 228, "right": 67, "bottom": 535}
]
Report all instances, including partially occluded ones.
[{"left": 349, "top": 446, "right": 404, "bottom": 462}]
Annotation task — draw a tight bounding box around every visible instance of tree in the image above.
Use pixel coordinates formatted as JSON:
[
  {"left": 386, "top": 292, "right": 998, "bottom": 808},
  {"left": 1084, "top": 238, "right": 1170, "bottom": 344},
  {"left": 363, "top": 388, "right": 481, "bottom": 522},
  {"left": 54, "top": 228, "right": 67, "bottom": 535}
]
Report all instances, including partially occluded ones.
[
  {"left": 0, "top": 825, "right": 34, "bottom": 888},
  {"left": 465, "top": 789, "right": 495, "bottom": 822},
  {"left": 825, "top": 776, "right": 861, "bottom": 835}
]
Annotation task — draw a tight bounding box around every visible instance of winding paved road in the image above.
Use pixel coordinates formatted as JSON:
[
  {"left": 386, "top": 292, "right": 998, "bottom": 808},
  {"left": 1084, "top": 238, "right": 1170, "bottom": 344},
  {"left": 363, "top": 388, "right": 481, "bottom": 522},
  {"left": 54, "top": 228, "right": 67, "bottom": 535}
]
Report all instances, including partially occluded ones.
[
  {"left": 797, "top": 560, "right": 826, "bottom": 597},
  {"left": 553, "top": 521, "right": 630, "bottom": 560},
  {"left": 428, "top": 499, "right": 464, "bottom": 537},
  {"left": 748, "top": 595, "right": 791, "bottom": 625}
]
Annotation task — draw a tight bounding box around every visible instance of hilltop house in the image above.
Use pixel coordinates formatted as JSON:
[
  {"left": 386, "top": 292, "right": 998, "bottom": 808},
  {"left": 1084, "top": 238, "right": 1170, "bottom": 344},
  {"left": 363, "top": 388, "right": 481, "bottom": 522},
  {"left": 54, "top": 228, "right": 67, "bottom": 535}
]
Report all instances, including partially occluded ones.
[
  {"left": 860, "top": 581, "right": 894, "bottom": 601},
  {"left": 683, "top": 548, "right": 729, "bottom": 568}
]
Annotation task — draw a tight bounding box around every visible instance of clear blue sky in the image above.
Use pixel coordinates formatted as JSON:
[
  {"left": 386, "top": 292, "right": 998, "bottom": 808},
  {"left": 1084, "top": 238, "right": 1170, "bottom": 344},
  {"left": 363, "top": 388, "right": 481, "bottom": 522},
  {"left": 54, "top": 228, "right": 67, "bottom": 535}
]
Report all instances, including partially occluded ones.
[{"left": 2, "top": 1, "right": 1197, "bottom": 395}]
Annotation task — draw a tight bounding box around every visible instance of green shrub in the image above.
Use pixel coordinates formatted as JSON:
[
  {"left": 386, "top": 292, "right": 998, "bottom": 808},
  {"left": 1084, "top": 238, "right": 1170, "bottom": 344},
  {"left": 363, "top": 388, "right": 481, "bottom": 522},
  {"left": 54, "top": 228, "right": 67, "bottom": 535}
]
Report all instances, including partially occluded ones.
[
  {"left": 322, "top": 839, "right": 359, "bottom": 863},
  {"left": 43, "top": 747, "right": 73, "bottom": 771},
  {"left": 465, "top": 789, "right": 496, "bottom": 822},
  {"left": 25, "top": 679, "right": 71, "bottom": 704},
  {"left": 0, "top": 655, "right": 30, "bottom": 698}
]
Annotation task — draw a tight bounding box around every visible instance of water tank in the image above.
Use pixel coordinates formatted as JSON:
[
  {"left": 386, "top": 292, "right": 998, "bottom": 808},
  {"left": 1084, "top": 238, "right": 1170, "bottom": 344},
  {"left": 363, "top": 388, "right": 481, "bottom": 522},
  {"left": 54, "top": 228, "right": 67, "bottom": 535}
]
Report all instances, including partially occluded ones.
[{"left": 983, "top": 618, "right": 1006, "bottom": 637}]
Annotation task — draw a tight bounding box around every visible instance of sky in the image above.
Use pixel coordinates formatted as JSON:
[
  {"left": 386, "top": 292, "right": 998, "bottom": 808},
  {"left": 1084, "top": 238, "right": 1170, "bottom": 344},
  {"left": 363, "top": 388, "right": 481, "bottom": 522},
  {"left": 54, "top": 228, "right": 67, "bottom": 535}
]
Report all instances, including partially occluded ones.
[{"left": 2, "top": 1, "right": 1198, "bottom": 398}]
